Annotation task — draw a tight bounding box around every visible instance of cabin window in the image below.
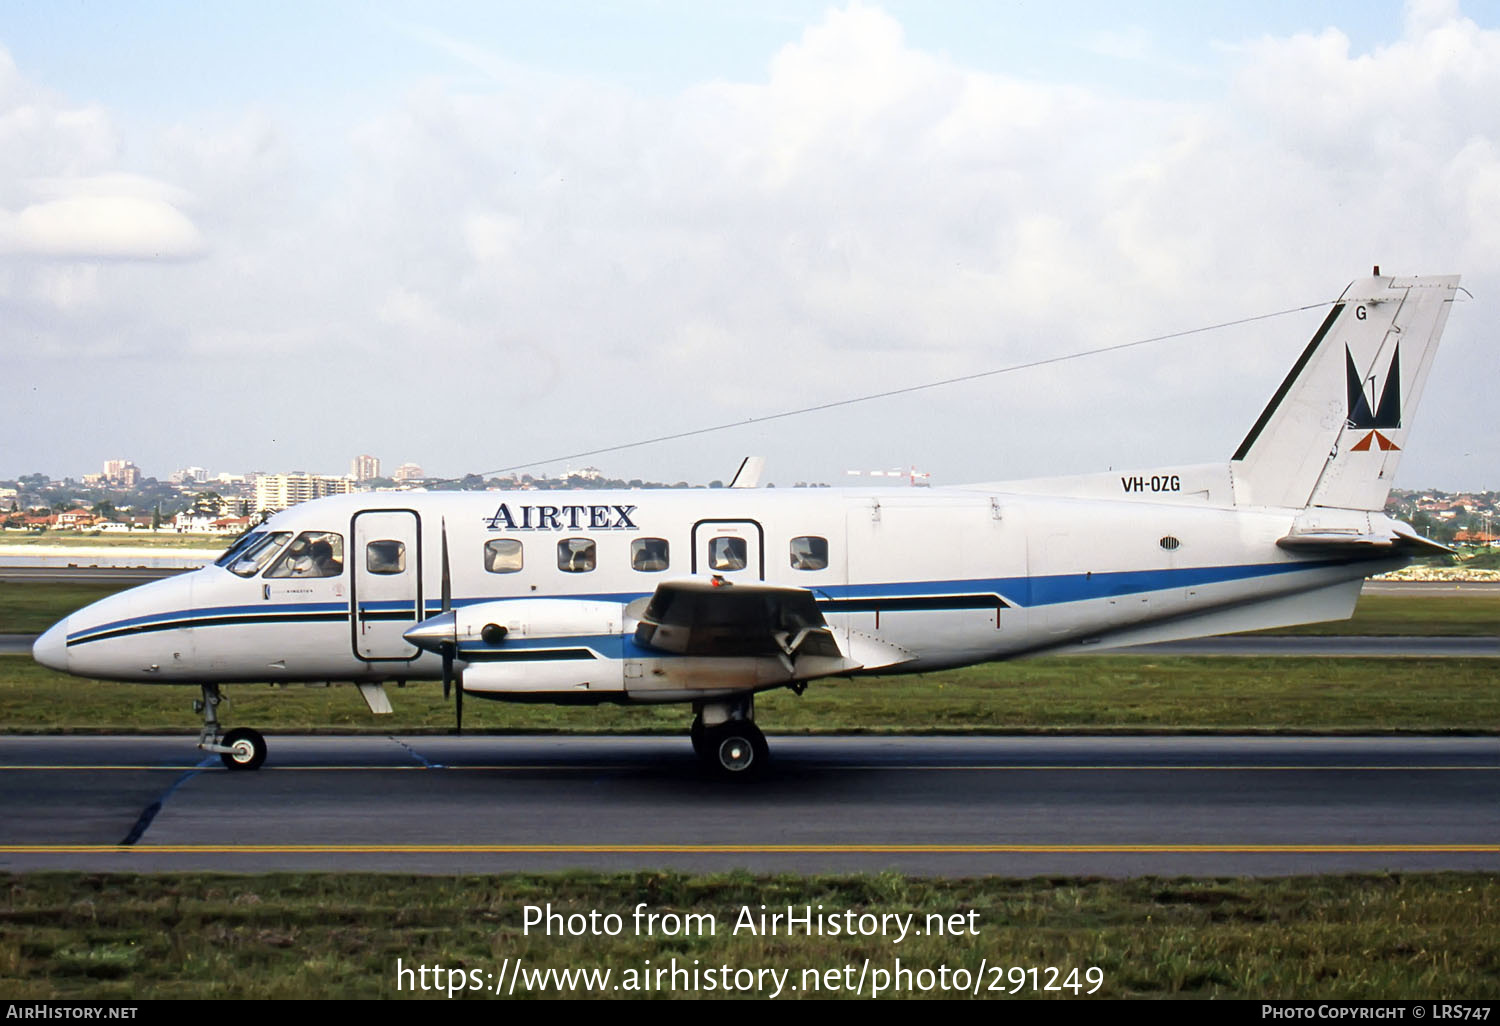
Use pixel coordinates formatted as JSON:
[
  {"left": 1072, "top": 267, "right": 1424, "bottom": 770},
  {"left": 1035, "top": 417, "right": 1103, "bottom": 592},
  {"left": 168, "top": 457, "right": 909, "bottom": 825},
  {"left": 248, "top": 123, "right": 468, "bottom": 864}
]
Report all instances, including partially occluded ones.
[
  {"left": 225, "top": 531, "right": 292, "bottom": 578},
  {"left": 484, "top": 539, "right": 523, "bottom": 574},
  {"left": 631, "top": 537, "right": 670, "bottom": 572},
  {"left": 263, "top": 531, "right": 344, "bottom": 579},
  {"left": 366, "top": 539, "right": 406, "bottom": 574},
  {"left": 708, "top": 536, "right": 748, "bottom": 571},
  {"left": 558, "top": 538, "right": 596, "bottom": 573},
  {"left": 790, "top": 535, "right": 829, "bottom": 570}
]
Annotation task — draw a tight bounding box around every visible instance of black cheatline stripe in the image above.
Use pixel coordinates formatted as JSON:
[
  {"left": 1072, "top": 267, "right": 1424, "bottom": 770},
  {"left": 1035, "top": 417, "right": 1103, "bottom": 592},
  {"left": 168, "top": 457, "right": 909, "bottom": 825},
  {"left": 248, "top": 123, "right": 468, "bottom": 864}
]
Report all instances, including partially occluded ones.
[
  {"left": 68, "top": 611, "right": 349, "bottom": 647},
  {"left": 1232, "top": 303, "right": 1344, "bottom": 461},
  {"left": 817, "top": 595, "right": 1008, "bottom": 613},
  {"left": 461, "top": 648, "right": 599, "bottom": 663}
]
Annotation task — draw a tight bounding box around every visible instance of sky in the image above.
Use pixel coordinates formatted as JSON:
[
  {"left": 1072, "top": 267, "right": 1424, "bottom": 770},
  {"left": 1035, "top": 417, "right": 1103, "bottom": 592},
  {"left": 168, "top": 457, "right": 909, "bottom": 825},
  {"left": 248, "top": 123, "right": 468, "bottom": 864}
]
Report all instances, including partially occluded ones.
[{"left": 3, "top": 0, "right": 1497, "bottom": 490}]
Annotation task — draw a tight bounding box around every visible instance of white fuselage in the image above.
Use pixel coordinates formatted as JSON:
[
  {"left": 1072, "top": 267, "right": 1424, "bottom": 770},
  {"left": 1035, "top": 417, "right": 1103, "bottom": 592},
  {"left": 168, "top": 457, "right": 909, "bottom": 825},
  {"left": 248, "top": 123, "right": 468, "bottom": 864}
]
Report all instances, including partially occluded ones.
[{"left": 35, "top": 485, "right": 1389, "bottom": 698}]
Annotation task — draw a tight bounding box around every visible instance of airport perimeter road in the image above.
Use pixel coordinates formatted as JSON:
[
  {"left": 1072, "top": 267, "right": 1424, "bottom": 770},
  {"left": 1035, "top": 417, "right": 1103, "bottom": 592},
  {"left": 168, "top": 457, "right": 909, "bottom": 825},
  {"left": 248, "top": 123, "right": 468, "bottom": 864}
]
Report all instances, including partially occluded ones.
[
  {"left": 1361, "top": 580, "right": 1500, "bottom": 595},
  {"left": 0, "top": 566, "right": 191, "bottom": 583},
  {"left": 1, "top": 735, "right": 1496, "bottom": 875}
]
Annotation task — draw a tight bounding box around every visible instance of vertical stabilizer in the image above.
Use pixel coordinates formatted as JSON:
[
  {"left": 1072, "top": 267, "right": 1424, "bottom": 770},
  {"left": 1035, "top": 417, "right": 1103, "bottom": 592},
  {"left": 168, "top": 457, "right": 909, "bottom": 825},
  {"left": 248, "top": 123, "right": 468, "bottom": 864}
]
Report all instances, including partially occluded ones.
[{"left": 1231, "top": 273, "right": 1460, "bottom": 511}]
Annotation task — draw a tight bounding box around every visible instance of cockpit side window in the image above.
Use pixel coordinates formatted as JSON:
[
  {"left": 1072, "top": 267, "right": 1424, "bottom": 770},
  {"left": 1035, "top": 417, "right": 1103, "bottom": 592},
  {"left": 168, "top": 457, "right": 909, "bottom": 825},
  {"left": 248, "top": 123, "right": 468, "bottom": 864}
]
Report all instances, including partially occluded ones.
[
  {"left": 226, "top": 532, "right": 292, "bottom": 578},
  {"left": 264, "top": 531, "right": 345, "bottom": 579}
]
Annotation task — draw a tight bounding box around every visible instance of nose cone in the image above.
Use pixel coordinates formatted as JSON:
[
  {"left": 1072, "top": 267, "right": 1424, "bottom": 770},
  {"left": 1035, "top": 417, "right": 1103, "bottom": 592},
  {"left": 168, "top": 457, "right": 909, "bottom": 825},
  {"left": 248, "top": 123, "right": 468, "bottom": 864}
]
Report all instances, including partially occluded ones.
[{"left": 32, "top": 618, "right": 70, "bottom": 672}]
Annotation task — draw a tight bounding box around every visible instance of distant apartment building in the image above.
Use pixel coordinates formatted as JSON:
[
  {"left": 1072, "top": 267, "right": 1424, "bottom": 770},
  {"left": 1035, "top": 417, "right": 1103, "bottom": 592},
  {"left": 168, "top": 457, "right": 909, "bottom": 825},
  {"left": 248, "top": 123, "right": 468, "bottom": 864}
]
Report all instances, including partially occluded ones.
[
  {"left": 392, "top": 462, "right": 424, "bottom": 483},
  {"left": 351, "top": 454, "right": 381, "bottom": 482},
  {"left": 103, "top": 459, "right": 141, "bottom": 487},
  {"left": 254, "top": 473, "right": 356, "bottom": 513},
  {"left": 171, "top": 466, "right": 209, "bottom": 484}
]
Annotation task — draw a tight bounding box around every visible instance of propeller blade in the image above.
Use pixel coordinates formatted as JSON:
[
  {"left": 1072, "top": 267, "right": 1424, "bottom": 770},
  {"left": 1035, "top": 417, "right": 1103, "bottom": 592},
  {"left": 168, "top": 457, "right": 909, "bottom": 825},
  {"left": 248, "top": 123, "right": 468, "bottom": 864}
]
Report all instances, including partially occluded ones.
[
  {"left": 440, "top": 517, "right": 452, "bottom": 612},
  {"left": 440, "top": 517, "right": 460, "bottom": 732}
]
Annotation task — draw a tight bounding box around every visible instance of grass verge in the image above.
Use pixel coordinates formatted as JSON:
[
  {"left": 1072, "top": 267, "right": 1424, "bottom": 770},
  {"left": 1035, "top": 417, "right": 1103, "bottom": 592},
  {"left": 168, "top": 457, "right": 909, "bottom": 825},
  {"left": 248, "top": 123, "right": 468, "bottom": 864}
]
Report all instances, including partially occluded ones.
[
  {"left": 3, "top": 654, "right": 1497, "bottom": 733},
  {"left": 1, "top": 872, "right": 1496, "bottom": 999}
]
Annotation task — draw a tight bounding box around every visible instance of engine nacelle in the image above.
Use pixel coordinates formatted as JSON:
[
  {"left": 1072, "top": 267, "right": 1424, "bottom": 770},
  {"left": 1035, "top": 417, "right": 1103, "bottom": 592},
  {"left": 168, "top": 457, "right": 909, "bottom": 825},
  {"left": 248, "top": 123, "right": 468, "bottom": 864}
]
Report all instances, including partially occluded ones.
[
  {"left": 450, "top": 599, "right": 627, "bottom": 699},
  {"left": 454, "top": 598, "right": 624, "bottom": 642}
]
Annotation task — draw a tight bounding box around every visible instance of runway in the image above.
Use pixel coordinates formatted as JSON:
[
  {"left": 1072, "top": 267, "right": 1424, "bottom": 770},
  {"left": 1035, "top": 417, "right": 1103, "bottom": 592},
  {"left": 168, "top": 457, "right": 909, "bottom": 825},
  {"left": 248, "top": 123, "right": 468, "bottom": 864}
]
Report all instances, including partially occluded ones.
[
  {"left": 1118, "top": 635, "right": 1500, "bottom": 657},
  {"left": 1, "top": 735, "right": 1496, "bottom": 875}
]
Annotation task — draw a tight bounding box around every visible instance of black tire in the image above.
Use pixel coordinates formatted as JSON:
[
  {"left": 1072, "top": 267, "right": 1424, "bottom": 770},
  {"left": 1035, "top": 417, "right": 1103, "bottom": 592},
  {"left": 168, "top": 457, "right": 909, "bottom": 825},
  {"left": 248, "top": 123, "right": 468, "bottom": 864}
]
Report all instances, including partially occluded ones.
[
  {"left": 220, "top": 726, "right": 267, "bottom": 771},
  {"left": 703, "top": 721, "right": 768, "bottom": 777}
]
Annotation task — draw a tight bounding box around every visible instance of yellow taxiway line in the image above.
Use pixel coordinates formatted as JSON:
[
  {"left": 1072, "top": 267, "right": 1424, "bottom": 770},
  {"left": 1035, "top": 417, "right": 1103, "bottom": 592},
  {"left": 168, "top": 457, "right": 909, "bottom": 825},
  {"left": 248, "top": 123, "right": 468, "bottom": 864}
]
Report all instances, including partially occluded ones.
[
  {"left": 2, "top": 763, "right": 1498, "bottom": 772},
  {"left": 2, "top": 844, "right": 1498, "bottom": 855}
]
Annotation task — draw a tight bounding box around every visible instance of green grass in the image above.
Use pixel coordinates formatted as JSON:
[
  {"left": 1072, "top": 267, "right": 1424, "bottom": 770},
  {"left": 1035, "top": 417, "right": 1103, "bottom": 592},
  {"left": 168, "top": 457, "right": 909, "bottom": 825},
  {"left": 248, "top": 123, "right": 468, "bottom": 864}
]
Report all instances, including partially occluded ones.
[
  {"left": 1460, "top": 549, "right": 1500, "bottom": 570},
  {"left": 0, "top": 582, "right": 136, "bottom": 634},
  {"left": 1262, "top": 593, "right": 1500, "bottom": 636},
  {"left": 1, "top": 872, "right": 1496, "bottom": 999},
  {"left": 3, "top": 654, "right": 1496, "bottom": 733}
]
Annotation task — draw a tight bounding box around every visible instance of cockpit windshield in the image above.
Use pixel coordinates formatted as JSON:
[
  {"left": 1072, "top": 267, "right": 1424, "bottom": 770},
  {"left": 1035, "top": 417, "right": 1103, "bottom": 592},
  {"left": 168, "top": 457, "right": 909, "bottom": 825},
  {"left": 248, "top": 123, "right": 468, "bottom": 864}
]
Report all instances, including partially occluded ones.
[
  {"left": 225, "top": 532, "right": 292, "bottom": 578},
  {"left": 216, "top": 530, "right": 267, "bottom": 568},
  {"left": 264, "top": 531, "right": 344, "bottom": 579}
]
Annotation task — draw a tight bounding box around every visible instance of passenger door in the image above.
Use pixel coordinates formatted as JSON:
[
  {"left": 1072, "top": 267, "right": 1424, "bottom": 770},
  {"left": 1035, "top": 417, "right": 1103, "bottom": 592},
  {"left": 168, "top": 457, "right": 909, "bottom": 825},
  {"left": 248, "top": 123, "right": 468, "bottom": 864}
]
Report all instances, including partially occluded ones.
[{"left": 350, "top": 509, "right": 422, "bottom": 661}]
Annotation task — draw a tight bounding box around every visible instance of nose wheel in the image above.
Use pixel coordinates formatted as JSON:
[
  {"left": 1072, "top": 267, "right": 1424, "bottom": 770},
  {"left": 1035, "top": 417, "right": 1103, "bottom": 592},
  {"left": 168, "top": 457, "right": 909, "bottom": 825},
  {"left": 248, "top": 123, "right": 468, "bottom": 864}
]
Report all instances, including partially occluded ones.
[
  {"left": 195, "top": 684, "right": 269, "bottom": 771},
  {"left": 219, "top": 726, "right": 268, "bottom": 771}
]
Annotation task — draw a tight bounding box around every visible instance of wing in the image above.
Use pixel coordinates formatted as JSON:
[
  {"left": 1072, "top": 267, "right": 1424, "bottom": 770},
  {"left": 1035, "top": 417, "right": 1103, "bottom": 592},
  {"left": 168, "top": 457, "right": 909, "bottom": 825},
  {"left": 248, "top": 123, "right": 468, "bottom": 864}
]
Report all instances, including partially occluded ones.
[{"left": 633, "top": 580, "right": 846, "bottom": 663}]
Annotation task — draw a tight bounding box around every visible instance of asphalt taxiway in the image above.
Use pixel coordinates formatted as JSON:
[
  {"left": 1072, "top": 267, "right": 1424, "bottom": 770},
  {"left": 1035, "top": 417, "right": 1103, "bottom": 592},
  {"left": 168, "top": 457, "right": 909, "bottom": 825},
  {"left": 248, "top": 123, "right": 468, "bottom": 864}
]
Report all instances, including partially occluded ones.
[{"left": 1, "top": 735, "right": 1496, "bottom": 876}]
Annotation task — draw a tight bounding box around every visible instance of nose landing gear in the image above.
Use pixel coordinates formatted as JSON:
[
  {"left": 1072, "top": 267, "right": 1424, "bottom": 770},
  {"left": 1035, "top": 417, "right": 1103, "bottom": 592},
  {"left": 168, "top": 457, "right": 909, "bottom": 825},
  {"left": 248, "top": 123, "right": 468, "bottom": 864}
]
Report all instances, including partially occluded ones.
[{"left": 195, "top": 683, "right": 268, "bottom": 771}]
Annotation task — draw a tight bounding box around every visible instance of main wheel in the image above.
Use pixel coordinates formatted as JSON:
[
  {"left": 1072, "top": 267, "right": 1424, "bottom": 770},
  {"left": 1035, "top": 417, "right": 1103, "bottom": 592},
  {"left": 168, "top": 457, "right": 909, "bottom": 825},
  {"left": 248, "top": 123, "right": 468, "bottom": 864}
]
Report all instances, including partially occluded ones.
[
  {"left": 701, "top": 721, "right": 768, "bottom": 777},
  {"left": 220, "top": 726, "right": 267, "bottom": 771}
]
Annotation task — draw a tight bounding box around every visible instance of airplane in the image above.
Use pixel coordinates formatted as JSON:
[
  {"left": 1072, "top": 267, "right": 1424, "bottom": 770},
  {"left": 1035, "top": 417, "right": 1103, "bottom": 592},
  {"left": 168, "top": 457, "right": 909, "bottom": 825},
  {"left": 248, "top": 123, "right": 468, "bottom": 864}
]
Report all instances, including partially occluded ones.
[{"left": 31, "top": 270, "right": 1463, "bottom": 777}]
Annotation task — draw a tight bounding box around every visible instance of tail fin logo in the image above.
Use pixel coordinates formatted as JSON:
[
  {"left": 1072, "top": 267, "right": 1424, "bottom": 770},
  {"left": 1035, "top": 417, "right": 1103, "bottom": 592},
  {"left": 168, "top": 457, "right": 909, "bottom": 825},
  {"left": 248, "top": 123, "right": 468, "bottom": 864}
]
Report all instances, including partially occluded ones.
[{"left": 1346, "top": 344, "right": 1401, "bottom": 452}]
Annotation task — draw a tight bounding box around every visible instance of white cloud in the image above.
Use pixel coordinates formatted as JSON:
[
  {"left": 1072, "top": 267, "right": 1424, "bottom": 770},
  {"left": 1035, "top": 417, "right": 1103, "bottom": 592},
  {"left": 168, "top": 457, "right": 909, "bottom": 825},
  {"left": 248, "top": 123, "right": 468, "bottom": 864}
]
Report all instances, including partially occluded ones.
[{"left": 3, "top": 195, "right": 203, "bottom": 259}]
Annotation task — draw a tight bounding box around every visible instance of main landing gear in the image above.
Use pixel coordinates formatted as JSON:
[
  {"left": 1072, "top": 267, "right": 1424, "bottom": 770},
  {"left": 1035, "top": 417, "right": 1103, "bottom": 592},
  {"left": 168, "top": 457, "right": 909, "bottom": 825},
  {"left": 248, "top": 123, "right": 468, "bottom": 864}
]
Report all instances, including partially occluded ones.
[
  {"left": 195, "top": 683, "right": 267, "bottom": 771},
  {"left": 691, "top": 695, "right": 769, "bottom": 778}
]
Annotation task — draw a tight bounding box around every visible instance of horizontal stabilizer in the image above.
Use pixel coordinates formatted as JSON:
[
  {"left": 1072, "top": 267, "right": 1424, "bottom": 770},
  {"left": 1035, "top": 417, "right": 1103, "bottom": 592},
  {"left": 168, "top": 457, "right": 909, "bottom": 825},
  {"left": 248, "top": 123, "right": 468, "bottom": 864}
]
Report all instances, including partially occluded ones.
[
  {"left": 1275, "top": 508, "right": 1453, "bottom": 558},
  {"left": 1275, "top": 529, "right": 1453, "bottom": 558}
]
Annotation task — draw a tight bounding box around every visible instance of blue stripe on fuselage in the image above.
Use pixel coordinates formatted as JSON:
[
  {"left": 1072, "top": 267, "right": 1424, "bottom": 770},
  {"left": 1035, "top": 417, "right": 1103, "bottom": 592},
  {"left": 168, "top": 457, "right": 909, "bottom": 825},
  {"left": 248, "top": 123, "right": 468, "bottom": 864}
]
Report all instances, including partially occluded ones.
[{"left": 65, "top": 559, "right": 1347, "bottom": 646}]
